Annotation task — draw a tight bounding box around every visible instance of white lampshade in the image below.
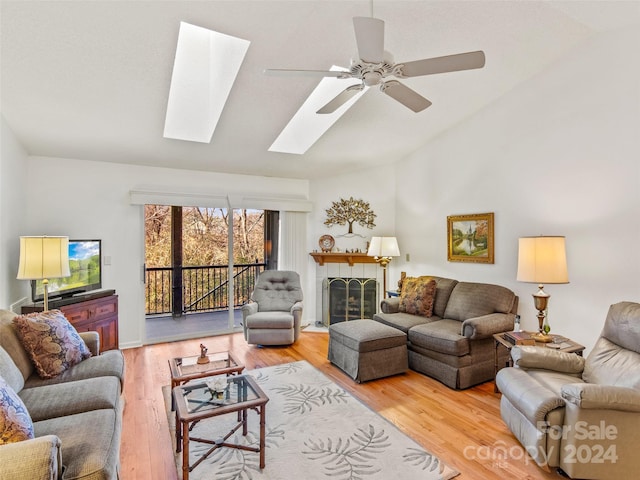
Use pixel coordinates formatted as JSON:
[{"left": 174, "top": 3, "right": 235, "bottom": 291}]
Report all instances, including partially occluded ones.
[
  {"left": 517, "top": 236, "right": 569, "bottom": 284},
  {"left": 367, "top": 236, "right": 400, "bottom": 258},
  {"left": 17, "top": 236, "right": 70, "bottom": 280}
]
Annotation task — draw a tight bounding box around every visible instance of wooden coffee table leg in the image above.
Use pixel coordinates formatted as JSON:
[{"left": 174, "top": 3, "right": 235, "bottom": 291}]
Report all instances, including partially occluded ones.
[
  {"left": 175, "top": 410, "right": 181, "bottom": 452},
  {"left": 242, "top": 408, "right": 248, "bottom": 435},
  {"left": 259, "top": 404, "right": 266, "bottom": 469},
  {"left": 182, "top": 421, "right": 190, "bottom": 480}
]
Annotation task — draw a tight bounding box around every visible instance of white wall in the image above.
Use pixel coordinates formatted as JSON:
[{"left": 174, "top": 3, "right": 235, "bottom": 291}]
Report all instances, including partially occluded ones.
[
  {"left": 0, "top": 115, "right": 29, "bottom": 309},
  {"left": 390, "top": 26, "right": 640, "bottom": 352},
  {"left": 23, "top": 157, "right": 309, "bottom": 348},
  {"left": 6, "top": 26, "right": 639, "bottom": 355},
  {"left": 307, "top": 165, "right": 397, "bottom": 324}
]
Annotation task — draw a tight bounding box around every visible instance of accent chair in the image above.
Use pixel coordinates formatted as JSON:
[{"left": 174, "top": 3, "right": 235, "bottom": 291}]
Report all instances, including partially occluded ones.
[
  {"left": 241, "top": 270, "right": 303, "bottom": 346},
  {"left": 496, "top": 301, "right": 640, "bottom": 479}
]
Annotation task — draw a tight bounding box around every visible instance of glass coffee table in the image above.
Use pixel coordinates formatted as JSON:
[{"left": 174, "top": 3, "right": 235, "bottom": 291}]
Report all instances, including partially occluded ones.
[
  {"left": 173, "top": 374, "right": 269, "bottom": 480},
  {"left": 169, "top": 350, "right": 244, "bottom": 409}
]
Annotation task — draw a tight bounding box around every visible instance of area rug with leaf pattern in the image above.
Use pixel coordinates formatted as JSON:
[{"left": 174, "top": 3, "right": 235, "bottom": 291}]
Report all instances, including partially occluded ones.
[{"left": 163, "top": 360, "right": 459, "bottom": 480}]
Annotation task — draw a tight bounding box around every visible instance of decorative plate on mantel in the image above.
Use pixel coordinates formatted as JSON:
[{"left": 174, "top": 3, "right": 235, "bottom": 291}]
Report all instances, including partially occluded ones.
[{"left": 319, "top": 235, "right": 335, "bottom": 253}]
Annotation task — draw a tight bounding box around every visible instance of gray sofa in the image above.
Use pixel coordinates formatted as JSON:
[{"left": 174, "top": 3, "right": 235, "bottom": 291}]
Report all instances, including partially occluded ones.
[
  {"left": 373, "top": 276, "right": 518, "bottom": 389},
  {"left": 496, "top": 301, "right": 640, "bottom": 479},
  {"left": 0, "top": 309, "right": 125, "bottom": 480}
]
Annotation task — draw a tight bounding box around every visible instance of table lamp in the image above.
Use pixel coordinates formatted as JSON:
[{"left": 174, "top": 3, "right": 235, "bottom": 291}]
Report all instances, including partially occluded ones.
[
  {"left": 17, "top": 236, "right": 71, "bottom": 311},
  {"left": 367, "top": 236, "right": 400, "bottom": 299},
  {"left": 516, "top": 236, "right": 569, "bottom": 342}
]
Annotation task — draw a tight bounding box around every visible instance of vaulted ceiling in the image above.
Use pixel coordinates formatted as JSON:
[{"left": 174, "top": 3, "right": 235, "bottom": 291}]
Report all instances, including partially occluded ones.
[{"left": 1, "top": 1, "right": 638, "bottom": 179}]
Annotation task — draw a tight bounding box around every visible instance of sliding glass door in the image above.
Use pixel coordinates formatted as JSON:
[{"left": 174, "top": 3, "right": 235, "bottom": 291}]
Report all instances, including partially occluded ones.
[{"left": 144, "top": 205, "right": 273, "bottom": 344}]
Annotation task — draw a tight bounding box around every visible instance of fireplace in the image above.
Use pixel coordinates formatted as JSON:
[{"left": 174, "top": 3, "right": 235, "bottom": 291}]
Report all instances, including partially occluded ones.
[{"left": 322, "top": 277, "right": 378, "bottom": 326}]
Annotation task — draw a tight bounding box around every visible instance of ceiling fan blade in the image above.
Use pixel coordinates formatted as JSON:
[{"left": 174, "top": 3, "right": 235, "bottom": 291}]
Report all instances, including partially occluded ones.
[
  {"left": 381, "top": 81, "right": 432, "bottom": 112},
  {"left": 264, "top": 68, "right": 349, "bottom": 78},
  {"left": 400, "top": 50, "right": 486, "bottom": 77},
  {"left": 317, "top": 84, "right": 364, "bottom": 114},
  {"left": 353, "top": 17, "right": 384, "bottom": 63}
]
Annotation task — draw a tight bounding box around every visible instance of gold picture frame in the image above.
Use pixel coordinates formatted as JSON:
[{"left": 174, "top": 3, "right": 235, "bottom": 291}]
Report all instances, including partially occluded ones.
[{"left": 447, "top": 212, "right": 494, "bottom": 264}]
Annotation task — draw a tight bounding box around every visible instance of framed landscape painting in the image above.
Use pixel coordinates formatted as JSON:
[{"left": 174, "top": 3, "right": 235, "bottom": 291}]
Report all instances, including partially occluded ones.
[{"left": 447, "top": 212, "right": 494, "bottom": 263}]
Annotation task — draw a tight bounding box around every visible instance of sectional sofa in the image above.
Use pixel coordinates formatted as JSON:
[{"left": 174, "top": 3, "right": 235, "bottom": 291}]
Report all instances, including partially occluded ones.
[
  {"left": 0, "top": 309, "right": 125, "bottom": 480},
  {"left": 373, "top": 275, "right": 518, "bottom": 389}
]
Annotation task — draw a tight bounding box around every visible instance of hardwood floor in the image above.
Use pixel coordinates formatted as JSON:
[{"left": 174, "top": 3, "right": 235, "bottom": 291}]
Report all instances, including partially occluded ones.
[{"left": 120, "top": 331, "right": 563, "bottom": 479}]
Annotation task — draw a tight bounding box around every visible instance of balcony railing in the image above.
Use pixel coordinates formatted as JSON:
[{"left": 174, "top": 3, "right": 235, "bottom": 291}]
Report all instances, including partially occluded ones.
[{"left": 145, "top": 263, "right": 266, "bottom": 315}]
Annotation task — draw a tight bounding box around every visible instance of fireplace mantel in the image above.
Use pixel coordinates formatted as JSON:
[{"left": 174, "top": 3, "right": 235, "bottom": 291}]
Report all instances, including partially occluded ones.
[{"left": 310, "top": 252, "right": 378, "bottom": 267}]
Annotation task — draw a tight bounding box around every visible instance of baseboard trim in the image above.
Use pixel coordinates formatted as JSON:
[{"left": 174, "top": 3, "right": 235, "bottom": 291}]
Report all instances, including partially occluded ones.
[{"left": 10, "top": 297, "right": 29, "bottom": 313}]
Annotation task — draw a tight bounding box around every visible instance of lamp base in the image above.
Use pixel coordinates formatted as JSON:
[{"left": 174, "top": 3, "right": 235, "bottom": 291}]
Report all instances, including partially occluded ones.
[
  {"left": 531, "top": 332, "right": 553, "bottom": 343},
  {"left": 43, "top": 280, "right": 50, "bottom": 311}
]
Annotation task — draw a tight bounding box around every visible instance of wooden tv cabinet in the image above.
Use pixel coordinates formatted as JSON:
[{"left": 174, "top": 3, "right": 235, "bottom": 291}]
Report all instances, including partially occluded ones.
[{"left": 21, "top": 293, "right": 119, "bottom": 352}]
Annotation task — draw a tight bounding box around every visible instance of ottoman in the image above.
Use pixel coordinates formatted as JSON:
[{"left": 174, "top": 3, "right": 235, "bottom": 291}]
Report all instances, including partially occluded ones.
[{"left": 328, "top": 319, "right": 408, "bottom": 383}]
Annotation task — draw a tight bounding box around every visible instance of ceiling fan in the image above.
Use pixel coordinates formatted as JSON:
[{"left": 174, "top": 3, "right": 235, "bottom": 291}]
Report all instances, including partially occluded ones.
[{"left": 265, "top": 16, "right": 485, "bottom": 114}]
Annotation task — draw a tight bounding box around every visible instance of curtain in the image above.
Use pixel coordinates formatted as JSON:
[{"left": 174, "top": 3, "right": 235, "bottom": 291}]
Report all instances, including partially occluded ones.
[{"left": 278, "top": 211, "right": 307, "bottom": 272}]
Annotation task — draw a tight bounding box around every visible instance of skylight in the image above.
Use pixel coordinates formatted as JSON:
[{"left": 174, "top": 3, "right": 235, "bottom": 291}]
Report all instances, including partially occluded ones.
[
  {"left": 268, "top": 67, "right": 368, "bottom": 154},
  {"left": 163, "top": 22, "right": 250, "bottom": 143}
]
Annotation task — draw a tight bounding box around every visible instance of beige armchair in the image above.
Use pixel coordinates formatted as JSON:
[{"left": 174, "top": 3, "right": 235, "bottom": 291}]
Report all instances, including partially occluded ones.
[
  {"left": 496, "top": 301, "right": 640, "bottom": 479},
  {"left": 241, "top": 270, "right": 303, "bottom": 346}
]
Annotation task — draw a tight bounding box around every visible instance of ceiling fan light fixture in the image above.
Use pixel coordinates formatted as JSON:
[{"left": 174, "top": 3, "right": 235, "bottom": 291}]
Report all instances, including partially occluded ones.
[
  {"left": 266, "top": 15, "right": 485, "bottom": 133},
  {"left": 363, "top": 71, "right": 382, "bottom": 86}
]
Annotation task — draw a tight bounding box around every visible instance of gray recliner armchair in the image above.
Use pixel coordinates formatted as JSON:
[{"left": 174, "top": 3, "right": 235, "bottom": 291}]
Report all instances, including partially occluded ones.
[
  {"left": 496, "top": 301, "right": 640, "bottom": 479},
  {"left": 241, "top": 270, "right": 303, "bottom": 346}
]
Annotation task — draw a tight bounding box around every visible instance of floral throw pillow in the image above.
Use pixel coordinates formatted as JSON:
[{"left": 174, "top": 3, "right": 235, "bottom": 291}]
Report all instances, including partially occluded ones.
[
  {"left": 399, "top": 277, "right": 437, "bottom": 317},
  {"left": 13, "top": 310, "right": 92, "bottom": 379},
  {"left": 0, "top": 375, "right": 34, "bottom": 444}
]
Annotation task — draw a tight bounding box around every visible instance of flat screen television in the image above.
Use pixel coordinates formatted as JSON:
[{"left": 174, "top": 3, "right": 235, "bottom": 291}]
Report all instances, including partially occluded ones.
[{"left": 31, "top": 239, "right": 102, "bottom": 303}]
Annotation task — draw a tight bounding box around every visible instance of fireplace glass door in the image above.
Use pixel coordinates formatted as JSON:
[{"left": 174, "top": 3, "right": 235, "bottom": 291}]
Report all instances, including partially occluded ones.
[{"left": 322, "top": 277, "right": 378, "bottom": 326}]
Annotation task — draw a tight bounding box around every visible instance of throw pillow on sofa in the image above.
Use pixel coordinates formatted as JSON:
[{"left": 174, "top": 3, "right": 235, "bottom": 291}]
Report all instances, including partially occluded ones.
[
  {"left": 13, "top": 309, "right": 92, "bottom": 379},
  {"left": 0, "top": 375, "right": 34, "bottom": 444},
  {"left": 399, "top": 277, "right": 437, "bottom": 317}
]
